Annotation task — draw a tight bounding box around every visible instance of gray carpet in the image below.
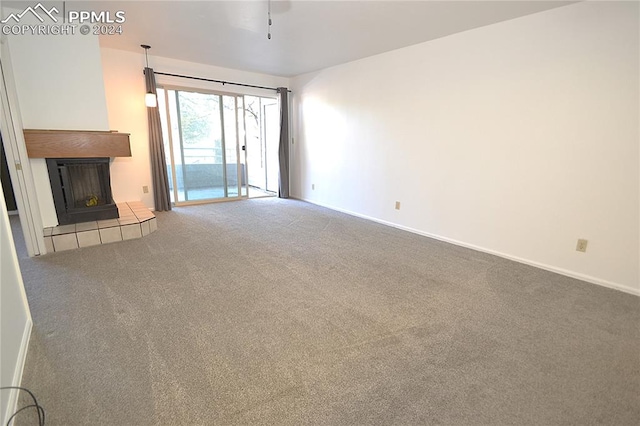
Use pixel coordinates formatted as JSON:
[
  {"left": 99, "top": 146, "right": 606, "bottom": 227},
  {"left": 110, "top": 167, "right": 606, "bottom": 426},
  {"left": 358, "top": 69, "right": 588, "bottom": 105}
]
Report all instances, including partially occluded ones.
[{"left": 10, "top": 198, "right": 640, "bottom": 425}]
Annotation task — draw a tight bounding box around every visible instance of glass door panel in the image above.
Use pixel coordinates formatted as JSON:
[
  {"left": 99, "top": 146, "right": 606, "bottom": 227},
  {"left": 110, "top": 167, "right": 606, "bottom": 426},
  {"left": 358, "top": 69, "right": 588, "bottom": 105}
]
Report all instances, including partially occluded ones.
[
  {"left": 168, "top": 90, "right": 186, "bottom": 202},
  {"left": 244, "top": 96, "right": 265, "bottom": 190},
  {"left": 237, "top": 97, "right": 248, "bottom": 197},
  {"left": 222, "top": 95, "right": 239, "bottom": 197},
  {"left": 264, "top": 102, "right": 279, "bottom": 193},
  {"left": 176, "top": 91, "right": 224, "bottom": 201}
]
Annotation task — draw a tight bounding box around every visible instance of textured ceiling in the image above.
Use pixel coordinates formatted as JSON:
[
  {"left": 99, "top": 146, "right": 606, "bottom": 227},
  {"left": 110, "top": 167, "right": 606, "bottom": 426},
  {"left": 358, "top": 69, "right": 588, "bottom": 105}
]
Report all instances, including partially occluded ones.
[{"left": 6, "top": 1, "right": 576, "bottom": 77}]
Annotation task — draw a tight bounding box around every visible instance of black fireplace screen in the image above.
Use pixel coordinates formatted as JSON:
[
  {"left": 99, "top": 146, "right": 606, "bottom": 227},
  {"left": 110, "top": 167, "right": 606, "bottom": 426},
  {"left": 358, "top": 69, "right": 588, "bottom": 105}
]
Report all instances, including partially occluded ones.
[
  {"left": 47, "top": 158, "right": 119, "bottom": 225},
  {"left": 66, "top": 162, "right": 111, "bottom": 208}
]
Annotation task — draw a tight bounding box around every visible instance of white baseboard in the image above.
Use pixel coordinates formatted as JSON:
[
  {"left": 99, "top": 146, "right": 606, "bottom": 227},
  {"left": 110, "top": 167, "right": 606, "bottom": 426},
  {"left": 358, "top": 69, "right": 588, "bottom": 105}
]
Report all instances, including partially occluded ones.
[
  {"left": 2, "top": 319, "right": 32, "bottom": 425},
  {"left": 293, "top": 197, "right": 639, "bottom": 297}
]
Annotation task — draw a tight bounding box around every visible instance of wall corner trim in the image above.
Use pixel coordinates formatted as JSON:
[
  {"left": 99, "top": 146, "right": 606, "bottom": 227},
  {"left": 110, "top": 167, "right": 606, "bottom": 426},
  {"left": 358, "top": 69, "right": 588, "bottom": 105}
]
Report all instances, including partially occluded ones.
[{"left": 2, "top": 319, "right": 32, "bottom": 425}]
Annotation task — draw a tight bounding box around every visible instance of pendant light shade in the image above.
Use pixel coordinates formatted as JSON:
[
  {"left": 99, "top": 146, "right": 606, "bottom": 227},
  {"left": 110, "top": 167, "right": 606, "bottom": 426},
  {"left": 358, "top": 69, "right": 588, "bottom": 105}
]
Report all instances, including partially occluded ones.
[{"left": 145, "top": 92, "right": 157, "bottom": 107}]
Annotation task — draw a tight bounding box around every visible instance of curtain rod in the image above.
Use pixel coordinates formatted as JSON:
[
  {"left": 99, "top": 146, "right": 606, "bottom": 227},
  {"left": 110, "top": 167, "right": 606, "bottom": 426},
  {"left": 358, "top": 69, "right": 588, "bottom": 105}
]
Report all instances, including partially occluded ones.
[{"left": 147, "top": 70, "right": 290, "bottom": 92}]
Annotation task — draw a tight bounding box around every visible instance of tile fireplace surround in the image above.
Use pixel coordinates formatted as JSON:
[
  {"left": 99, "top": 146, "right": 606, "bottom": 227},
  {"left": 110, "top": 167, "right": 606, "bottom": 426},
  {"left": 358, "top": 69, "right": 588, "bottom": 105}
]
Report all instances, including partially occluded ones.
[{"left": 43, "top": 201, "right": 157, "bottom": 253}]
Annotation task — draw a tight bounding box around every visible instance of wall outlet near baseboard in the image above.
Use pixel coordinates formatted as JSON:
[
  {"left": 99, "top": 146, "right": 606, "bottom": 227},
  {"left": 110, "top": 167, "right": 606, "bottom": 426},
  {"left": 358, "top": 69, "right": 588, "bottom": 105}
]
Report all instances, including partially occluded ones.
[
  {"left": 312, "top": 184, "right": 315, "bottom": 190},
  {"left": 395, "top": 201, "right": 401, "bottom": 210},
  {"left": 576, "top": 239, "right": 588, "bottom": 253},
  {"left": 143, "top": 185, "right": 149, "bottom": 194}
]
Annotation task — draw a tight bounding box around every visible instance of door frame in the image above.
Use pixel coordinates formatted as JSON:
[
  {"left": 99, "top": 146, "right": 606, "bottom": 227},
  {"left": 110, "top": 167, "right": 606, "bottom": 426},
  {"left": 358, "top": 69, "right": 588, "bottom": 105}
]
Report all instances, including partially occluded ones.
[
  {"left": 0, "top": 45, "right": 45, "bottom": 256},
  {"left": 244, "top": 95, "right": 279, "bottom": 196}
]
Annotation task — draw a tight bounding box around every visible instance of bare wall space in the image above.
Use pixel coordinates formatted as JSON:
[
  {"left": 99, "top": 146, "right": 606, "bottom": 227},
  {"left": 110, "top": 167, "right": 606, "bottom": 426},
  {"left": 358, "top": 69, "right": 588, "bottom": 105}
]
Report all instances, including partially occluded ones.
[
  {"left": 291, "top": 1, "right": 640, "bottom": 293},
  {"left": 6, "top": 23, "right": 110, "bottom": 228}
]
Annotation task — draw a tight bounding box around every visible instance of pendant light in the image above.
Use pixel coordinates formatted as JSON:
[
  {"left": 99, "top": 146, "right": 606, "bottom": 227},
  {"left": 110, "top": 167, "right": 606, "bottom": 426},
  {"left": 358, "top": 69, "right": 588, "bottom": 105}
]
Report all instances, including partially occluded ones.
[{"left": 141, "top": 44, "right": 157, "bottom": 108}]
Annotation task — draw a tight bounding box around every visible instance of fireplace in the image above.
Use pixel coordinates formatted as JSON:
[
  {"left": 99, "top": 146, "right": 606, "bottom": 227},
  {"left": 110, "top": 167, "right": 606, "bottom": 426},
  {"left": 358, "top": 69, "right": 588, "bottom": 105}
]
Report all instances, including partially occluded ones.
[
  {"left": 46, "top": 158, "right": 119, "bottom": 225},
  {"left": 22, "top": 129, "right": 131, "bottom": 226}
]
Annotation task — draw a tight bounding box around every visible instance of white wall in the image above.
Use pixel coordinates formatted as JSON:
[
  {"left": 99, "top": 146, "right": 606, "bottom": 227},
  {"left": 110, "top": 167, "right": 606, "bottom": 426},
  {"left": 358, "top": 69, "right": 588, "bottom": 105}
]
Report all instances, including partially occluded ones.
[
  {"left": 100, "top": 47, "right": 289, "bottom": 208},
  {"left": 292, "top": 1, "right": 639, "bottom": 294},
  {"left": 0, "top": 188, "right": 32, "bottom": 424},
  {"left": 5, "top": 14, "right": 110, "bottom": 227}
]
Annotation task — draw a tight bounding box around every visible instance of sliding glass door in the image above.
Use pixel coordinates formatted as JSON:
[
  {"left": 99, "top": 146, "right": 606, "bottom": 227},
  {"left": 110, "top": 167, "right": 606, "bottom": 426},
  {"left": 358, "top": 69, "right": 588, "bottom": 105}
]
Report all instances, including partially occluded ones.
[
  {"left": 158, "top": 87, "right": 280, "bottom": 204},
  {"left": 158, "top": 88, "right": 246, "bottom": 204}
]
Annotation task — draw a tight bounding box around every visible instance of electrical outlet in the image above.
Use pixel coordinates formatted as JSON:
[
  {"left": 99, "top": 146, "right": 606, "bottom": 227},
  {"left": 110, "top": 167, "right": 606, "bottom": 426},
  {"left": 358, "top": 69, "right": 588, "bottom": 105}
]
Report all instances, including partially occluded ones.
[
  {"left": 576, "top": 239, "right": 588, "bottom": 253},
  {"left": 395, "top": 201, "right": 401, "bottom": 210},
  {"left": 312, "top": 184, "right": 315, "bottom": 190},
  {"left": 143, "top": 185, "right": 149, "bottom": 194}
]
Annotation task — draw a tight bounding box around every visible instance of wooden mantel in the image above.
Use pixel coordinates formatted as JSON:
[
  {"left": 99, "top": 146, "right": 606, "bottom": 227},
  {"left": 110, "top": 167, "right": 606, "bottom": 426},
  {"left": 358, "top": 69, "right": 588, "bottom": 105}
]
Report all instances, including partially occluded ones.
[{"left": 24, "top": 129, "right": 131, "bottom": 158}]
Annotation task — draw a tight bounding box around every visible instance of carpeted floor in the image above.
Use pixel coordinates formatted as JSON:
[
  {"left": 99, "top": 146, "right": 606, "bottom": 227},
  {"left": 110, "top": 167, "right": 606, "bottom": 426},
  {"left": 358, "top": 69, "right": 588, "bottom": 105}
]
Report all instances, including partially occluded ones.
[{"left": 10, "top": 198, "right": 640, "bottom": 425}]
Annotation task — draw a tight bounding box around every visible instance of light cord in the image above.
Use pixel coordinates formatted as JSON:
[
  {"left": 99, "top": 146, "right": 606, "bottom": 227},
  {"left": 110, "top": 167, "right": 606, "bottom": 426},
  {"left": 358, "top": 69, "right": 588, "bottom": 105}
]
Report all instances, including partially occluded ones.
[{"left": 267, "top": 0, "right": 272, "bottom": 39}]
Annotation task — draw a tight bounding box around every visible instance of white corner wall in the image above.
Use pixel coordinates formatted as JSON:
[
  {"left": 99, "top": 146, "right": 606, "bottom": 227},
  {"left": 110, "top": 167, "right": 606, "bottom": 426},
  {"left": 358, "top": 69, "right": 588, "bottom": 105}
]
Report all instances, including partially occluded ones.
[
  {"left": 100, "top": 47, "right": 289, "bottom": 209},
  {"left": 100, "top": 48, "right": 153, "bottom": 208},
  {"left": 0, "top": 188, "right": 32, "bottom": 424},
  {"left": 292, "top": 1, "right": 639, "bottom": 294},
  {"left": 5, "top": 21, "right": 109, "bottom": 228}
]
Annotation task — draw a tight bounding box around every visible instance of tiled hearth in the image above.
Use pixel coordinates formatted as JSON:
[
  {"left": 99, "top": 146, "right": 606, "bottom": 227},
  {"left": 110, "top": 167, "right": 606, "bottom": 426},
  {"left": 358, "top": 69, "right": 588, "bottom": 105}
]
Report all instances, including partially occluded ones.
[{"left": 43, "top": 201, "right": 157, "bottom": 253}]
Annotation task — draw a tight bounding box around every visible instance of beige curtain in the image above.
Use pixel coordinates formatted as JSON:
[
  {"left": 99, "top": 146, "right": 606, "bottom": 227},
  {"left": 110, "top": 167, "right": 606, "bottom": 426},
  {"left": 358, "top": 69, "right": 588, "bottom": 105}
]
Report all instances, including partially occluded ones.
[
  {"left": 144, "top": 68, "right": 171, "bottom": 211},
  {"left": 277, "top": 87, "right": 290, "bottom": 198}
]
